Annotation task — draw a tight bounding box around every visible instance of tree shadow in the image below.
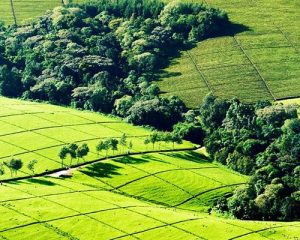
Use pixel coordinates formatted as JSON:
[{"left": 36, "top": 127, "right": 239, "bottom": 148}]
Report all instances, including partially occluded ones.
[
  {"left": 161, "top": 151, "right": 212, "bottom": 164},
  {"left": 27, "top": 178, "right": 56, "bottom": 186},
  {"left": 80, "top": 162, "right": 121, "bottom": 178},
  {"left": 114, "top": 155, "right": 149, "bottom": 164},
  {"left": 136, "top": 154, "right": 169, "bottom": 164},
  {"left": 223, "top": 22, "right": 251, "bottom": 37}
]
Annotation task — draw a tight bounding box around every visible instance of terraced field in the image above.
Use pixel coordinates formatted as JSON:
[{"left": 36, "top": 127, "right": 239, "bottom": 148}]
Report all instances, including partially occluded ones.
[
  {"left": 0, "top": 97, "right": 193, "bottom": 180},
  {"left": 159, "top": 0, "right": 300, "bottom": 108},
  {"left": 1, "top": 152, "right": 299, "bottom": 240}
]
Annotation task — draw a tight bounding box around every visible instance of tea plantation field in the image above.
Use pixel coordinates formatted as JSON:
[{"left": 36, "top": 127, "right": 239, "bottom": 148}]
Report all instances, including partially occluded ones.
[
  {"left": 159, "top": 0, "right": 300, "bottom": 108},
  {"left": 0, "top": 97, "right": 193, "bottom": 179},
  {"left": 0, "top": 97, "right": 299, "bottom": 239},
  {"left": 1, "top": 151, "right": 299, "bottom": 240}
]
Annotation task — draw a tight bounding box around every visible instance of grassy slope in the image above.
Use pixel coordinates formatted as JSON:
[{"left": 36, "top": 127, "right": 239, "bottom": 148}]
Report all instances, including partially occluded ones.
[
  {"left": 0, "top": 97, "right": 193, "bottom": 179},
  {"left": 1, "top": 152, "right": 299, "bottom": 240},
  {"left": 159, "top": 0, "right": 300, "bottom": 108}
]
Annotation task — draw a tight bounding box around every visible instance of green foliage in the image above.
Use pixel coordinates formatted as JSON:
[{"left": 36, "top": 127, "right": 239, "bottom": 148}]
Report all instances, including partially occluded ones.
[
  {"left": 4, "top": 158, "right": 23, "bottom": 177},
  {"left": 27, "top": 159, "right": 38, "bottom": 175},
  {"left": 59, "top": 143, "right": 87, "bottom": 166},
  {"left": 76, "top": 143, "right": 89, "bottom": 163},
  {"left": 201, "top": 94, "right": 300, "bottom": 220},
  {"left": 127, "top": 96, "right": 186, "bottom": 130}
]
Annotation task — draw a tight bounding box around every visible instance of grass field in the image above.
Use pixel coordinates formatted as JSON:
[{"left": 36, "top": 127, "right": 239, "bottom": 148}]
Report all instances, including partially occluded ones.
[
  {"left": 1, "top": 151, "right": 299, "bottom": 240},
  {"left": 159, "top": 0, "right": 300, "bottom": 108},
  {"left": 0, "top": 97, "right": 193, "bottom": 180}
]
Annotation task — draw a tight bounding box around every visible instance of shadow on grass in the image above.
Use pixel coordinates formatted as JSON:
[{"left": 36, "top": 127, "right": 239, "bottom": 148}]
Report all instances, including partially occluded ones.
[
  {"left": 161, "top": 151, "right": 212, "bottom": 163},
  {"left": 114, "top": 155, "right": 149, "bottom": 165},
  {"left": 224, "top": 22, "right": 251, "bottom": 36},
  {"left": 27, "top": 178, "right": 56, "bottom": 186},
  {"left": 80, "top": 162, "right": 122, "bottom": 178}
]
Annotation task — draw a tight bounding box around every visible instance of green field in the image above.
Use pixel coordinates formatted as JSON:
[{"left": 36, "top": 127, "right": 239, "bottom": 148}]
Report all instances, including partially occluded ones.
[
  {"left": 159, "top": 0, "right": 300, "bottom": 108},
  {"left": 0, "top": 97, "right": 193, "bottom": 180},
  {"left": 0, "top": 152, "right": 299, "bottom": 239}
]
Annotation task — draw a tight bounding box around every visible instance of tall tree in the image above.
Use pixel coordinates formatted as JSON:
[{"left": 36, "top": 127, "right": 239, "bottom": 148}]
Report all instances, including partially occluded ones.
[
  {"left": 27, "top": 159, "right": 38, "bottom": 175},
  {"left": 76, "top": 143, "right": 89, "bottom": 164},
  {"left": 120, "top": 134, "right": 127, "bottom": 153},
  {"left": 5, "top": 158, "right": 23, "bottom": 177},
  {"left": 59, "top": 146, "right": 69, "bottom": 168}
]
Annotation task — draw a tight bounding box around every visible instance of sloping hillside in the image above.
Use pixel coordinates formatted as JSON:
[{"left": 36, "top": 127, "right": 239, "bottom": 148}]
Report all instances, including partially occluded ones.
[
  {"left": 0, "top": 97, "right": 193, "bottom": 179},
  {"left": 159, "top": 0, "right": 300, "bottom": 108}
]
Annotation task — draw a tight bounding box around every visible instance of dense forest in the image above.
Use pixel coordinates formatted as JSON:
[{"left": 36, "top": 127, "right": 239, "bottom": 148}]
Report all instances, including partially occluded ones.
[
  {"left": 195, "top": 95, "right": 300, "bottom": 220},
  {"left": 0, "top": 0, "right": 228, "bottom": 130}
]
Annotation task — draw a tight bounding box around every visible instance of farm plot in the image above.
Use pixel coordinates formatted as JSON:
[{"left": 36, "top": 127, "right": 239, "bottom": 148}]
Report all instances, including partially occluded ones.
[
  {"left": 0, "top": 153, "right": 298, "bottom": 240},
  {"left": 159, "top": 0, "right": 300, "bottom": 108},
  {"left": 0, "top": 97, "right": 193, "bottom": 179},
  {"left": 75, "top": 151, "right": 248, "bottom": 211}
]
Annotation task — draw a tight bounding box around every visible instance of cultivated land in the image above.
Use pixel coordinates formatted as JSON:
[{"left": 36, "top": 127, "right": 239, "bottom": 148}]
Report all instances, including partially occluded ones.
[
  {"left": 159, "top": 0, "right": 300, "bottom": 108},
  {"left": 0, "top": 97, "right": 299, "bottom": 239},
  {"left": 0, "top": 153, "right": 299, "bottom": 239},
  {"left": 1, "top": 152, "right": 300, "bottom": 240},
  {"left": 0, "top": 97, "right": 193, "bottom": 180}
]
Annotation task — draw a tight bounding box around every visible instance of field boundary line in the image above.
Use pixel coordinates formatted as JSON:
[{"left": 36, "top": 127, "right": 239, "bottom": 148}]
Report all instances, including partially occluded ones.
[
  {"left": 1, "top": 203, "right": 79, "bottom": 240},
  {"left": 217, "top": 219, "right": 273, "bottom": 240},
  {"left": 273, "top": 23, "right": 299, "bottom": 54},
  {"left": 38, "top": 175, "right": 208, "bottom": 240},
  {"left": 116, "top": 167, "right": 218, "bottom": 189},
  {"left": 276, "top": 95, "right": 300, "bottom": 101},
  {"left": 111, "top": 218, "right": 205, "bottom": 240},
  {"left": 228, "top": 223, "right": 300, "bottom": 240},
  {"left": 121, "top": 162, "right": 194, "bottom": 197},
  {"left": 0, "top": 121, "right": 118, "bottom": 138},
  {"left": 232, "top": 36, "right": 276, "bottom": 100},
  {"left": 3, "top": 184, "right": 139, "bottom": 240},
  {"left": 0, "top": 204, "right": 150, "bottom": 234},
  {"left": 0, "top": 189, "right": 108, "bottom": 204},
  {"left": 173, "top": 183, "right": 247, "bottom": 207},
  {"left": 186, "top": 50, "right": 213, "bottom": 93},
  {"left": 78, "top": 185, "right": 208, "bottom": 240}
]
